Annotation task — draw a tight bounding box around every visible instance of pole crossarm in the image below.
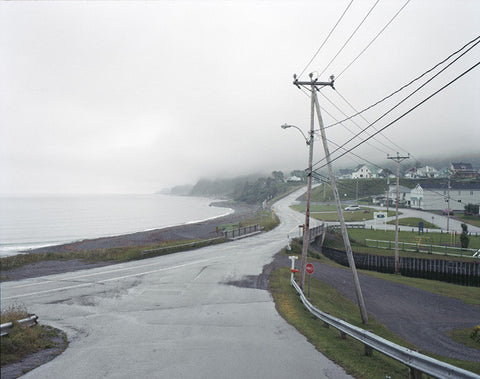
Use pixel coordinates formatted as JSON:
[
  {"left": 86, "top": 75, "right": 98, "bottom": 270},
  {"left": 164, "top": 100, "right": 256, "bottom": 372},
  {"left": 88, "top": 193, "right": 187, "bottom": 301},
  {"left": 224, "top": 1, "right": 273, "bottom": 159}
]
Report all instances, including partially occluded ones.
[{"left": 293, "top": 73, "right": 335, "bottom": 91}]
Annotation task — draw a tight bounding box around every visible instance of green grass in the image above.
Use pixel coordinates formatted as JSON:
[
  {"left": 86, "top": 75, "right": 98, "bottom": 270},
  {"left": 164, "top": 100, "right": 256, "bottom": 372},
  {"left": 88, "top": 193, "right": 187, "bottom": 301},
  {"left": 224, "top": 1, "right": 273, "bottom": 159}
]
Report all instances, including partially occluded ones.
[
  {"left": 345, "top": 228, "right": 480, "bottom": 250},
  {"left": 387, "top": 217, "right": 438, "bottom": 229},
  {"left": 291, "top": 204, "right": 398, "bottom": 222},
  {"left": 448, "top": 327, "right": 480, "bottom": 350},
  {"left": 455, "top": 215, "right": 480, "bottom": 228},
  {"left": 291, "top": 204, "right": 338, "bottom": 212},
  {"left": 239, "top": 209, "right": 280, "bottom": 232},
  {"left": 1, "top": 305, "right": 68, "bottom": 367},
  {"left": 270, "top": 262, "right": 480, "bottom": 377}
]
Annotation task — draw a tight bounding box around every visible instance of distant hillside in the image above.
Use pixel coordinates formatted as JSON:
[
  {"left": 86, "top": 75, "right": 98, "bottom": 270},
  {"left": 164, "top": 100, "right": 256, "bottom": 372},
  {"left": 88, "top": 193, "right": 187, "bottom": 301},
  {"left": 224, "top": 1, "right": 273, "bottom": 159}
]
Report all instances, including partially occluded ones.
[
  {"left": 169, "top": 172, "right": 304, "bottom": 204},
  {"left": 169, "top": 184, "right": 194, "bottom": 196}
]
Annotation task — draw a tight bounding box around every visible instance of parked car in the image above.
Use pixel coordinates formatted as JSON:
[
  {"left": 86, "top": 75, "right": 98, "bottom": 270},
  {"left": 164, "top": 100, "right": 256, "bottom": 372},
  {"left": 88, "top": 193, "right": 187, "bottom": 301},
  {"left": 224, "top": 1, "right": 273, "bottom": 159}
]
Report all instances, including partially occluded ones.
[
  {"left": 442, "top": 209, "right": 454, "bottom": 215},
  {"left": 345, "top": 205, "right": 360, "bottom": 211}
]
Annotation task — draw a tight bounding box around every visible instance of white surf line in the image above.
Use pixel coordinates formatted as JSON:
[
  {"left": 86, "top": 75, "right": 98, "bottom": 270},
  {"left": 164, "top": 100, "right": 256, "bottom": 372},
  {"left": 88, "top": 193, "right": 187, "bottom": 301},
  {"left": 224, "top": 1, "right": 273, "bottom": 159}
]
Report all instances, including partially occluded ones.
[
  {"left": 8, "top": 254, "right": 219, "bottom": 289},
  {"left": 2, "top": 256, "right": 225, "bottom": 300}
]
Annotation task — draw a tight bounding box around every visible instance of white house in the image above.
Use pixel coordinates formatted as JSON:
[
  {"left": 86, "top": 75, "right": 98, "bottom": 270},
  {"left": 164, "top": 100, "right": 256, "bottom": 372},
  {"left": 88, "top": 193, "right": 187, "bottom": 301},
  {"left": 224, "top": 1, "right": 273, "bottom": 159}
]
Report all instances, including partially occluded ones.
[
  {"left": 409, "top": 182, "right": 480, "bottom": 211},
  {"left": 351, "top": 165, "right": 378, "bottom": 179},
  {"left": 286, "top": 176, "right": 302, "bottom": 182},
  {"left": 387, "top": 184, "right": 412, "bottom": 206},
  {"left": 416, "top": 166, "right": 439, "bottom": 178}
]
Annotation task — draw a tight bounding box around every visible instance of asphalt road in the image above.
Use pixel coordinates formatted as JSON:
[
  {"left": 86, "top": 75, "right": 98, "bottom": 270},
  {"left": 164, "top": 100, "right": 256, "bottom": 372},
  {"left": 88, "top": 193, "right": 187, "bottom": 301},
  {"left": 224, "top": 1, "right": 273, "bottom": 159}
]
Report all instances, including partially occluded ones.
[{"left": 1, "top": 188, "right": 352, "bottom": 379}]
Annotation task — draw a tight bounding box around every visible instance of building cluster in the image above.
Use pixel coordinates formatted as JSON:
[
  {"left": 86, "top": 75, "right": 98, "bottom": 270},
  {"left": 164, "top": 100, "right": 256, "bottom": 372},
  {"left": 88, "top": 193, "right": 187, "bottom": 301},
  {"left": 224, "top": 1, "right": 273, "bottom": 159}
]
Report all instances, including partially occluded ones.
[
  {"left": 338, "top": 162, "right": 480, "bottom": 212},
  {"left": 337, "top": 162, "right": 479, "bottom": 180}
]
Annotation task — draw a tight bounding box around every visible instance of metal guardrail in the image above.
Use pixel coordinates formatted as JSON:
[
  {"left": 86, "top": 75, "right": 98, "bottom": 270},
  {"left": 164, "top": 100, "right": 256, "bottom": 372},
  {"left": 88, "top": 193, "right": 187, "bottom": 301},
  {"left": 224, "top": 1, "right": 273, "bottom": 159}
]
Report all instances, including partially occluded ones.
[
  {"left": 223, "top": 224, "right": 261, "bottom": 240},
  {"left": 290, "top": 278, "right": 478, "bottom": 379},
  {"left": 1, "top": 315, "right": 38, "bottom": 336}
]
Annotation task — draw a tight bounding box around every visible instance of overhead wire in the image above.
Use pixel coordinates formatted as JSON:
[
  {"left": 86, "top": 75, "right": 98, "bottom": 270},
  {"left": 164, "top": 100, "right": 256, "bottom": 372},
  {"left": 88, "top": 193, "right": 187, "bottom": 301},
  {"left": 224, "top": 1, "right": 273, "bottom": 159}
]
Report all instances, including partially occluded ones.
[
  {"left": 298, "top": 0, "right": 354, "bottom": 79},
  {"left": 336, "top": 0, "right": 411, "bottom": 79},
  {"left": 318, "top": 90, "right": 392, "bottom": 156},
  {"left": 313, "top": 60, "right": 480, "bottom": 171},
  {"left": 335, "top": 90, "right": 411, "bottom": 155},
  {"left": 313, "top": 41, "right": 480, "bottom": 168},
  {"left": 326, "top": 35, "right": 480, "bottom": 129},
  {"left": 318, "top": 0, "right": 381, "bottom": 78}
]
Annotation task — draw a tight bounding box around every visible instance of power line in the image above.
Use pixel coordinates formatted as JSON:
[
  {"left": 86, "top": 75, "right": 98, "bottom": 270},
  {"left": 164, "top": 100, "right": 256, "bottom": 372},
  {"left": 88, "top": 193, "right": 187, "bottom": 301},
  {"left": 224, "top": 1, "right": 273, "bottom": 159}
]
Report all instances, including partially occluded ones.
[
  {"left": 298, "top": 0, "right": 354, "bottom": 79},
  {"left": 326, "top": 35, "right": 480, "bottom": 129},
  {"left": 313, "top": 60, "right": 480, "bottom": 170},
  {"left": 335, "top": 90, "right": 410, "bottom": 155},
  {"left": 318, "top": 90, "right": 392, "bottom": 155},
  {"left": 319, "top": 0, "right": 381, "bottom": 78},
  {"left": 314, "top": 44, "right": 480, "bottom": 168},
  {"left": 336, "top": 0, "right": 411, "bottom": 79}
]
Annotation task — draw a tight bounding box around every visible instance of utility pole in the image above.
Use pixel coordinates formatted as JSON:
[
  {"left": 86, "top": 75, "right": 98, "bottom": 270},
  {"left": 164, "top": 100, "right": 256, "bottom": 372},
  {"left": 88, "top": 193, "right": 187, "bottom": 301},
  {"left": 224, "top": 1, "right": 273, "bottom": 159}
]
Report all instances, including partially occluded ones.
[
  {"left": 292, "top": 73, "right": 369, "bottom": 324},
  {"left": 298, "top": 85, "right": 316, "bottom": 290},
  {"left": 386, "top": 177, "right": 390, "bottom": 213},
  {"left": 387, "top": 152, "right": 409, "bottom": 274},
  {"left": 447, "top": 175, "right": 451, "bottom": 232},
  {"left": 356, "top": 178, "right": 359, "bottom": 206}
]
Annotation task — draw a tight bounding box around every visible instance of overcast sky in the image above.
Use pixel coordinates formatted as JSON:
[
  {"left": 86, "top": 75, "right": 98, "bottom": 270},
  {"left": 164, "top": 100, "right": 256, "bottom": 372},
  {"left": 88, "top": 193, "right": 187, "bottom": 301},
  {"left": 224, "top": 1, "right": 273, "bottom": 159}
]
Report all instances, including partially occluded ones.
[{"left": 1, "top": 0, "right": 479, "bottom": 194}]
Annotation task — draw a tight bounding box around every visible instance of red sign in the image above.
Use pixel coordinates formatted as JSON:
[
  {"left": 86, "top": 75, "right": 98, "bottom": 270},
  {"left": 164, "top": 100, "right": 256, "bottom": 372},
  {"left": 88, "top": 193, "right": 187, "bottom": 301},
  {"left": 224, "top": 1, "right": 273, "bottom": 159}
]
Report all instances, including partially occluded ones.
[{"left": 305, "top": 263, "right": 314, "bottom": 275}]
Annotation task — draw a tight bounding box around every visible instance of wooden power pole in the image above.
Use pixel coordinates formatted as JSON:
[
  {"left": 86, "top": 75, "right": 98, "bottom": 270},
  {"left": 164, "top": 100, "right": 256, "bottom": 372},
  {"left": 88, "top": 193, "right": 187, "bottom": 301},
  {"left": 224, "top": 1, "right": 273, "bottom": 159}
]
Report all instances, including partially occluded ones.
[
  {"left": 387, "top": 152, "right": 409, "bottom": 273},
  {"left": 292, "top": 73, "right": 369, "bottom": 324}
]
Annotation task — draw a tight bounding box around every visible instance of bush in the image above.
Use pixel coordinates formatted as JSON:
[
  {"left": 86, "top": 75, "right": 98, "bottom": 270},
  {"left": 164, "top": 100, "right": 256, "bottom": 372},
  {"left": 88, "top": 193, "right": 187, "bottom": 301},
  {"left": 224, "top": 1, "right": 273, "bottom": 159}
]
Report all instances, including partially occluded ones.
[
  {"left": 460, "top": 223, "right": 470, "bottom": 249},
  {"left": 471, "top": 325, "right": 480, "bottom": 343}
]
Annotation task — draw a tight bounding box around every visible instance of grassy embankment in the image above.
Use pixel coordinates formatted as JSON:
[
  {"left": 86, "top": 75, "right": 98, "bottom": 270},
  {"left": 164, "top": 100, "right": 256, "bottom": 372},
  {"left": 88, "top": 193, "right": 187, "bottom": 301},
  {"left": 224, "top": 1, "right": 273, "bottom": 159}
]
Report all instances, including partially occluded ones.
[
  {"left": 0, "top": 305, "right": 68, "bottom": 368},
  {"left": 270, "top": 247, "right": 480, "bottom": 378}
]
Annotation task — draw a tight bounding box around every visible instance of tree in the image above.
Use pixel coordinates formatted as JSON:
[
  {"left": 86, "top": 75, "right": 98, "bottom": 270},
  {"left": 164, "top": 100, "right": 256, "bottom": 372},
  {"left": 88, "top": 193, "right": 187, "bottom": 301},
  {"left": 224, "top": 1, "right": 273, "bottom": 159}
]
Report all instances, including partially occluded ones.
[
  {"left": 272, "top": 171, "right": 284, "bottom": 183},
  {"left": 460, "top": 223, "right": 470, "bottom": 249},
  {"left": 464, "top": 203, "right": 479, "bottom": 216}
]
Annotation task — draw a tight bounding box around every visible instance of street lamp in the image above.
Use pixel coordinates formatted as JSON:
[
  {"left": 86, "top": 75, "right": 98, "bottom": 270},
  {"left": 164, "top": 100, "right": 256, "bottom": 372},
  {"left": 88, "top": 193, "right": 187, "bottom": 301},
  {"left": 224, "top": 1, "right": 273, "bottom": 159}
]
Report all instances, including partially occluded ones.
[
  {"left": 281, "top": 122, "right": 314, "bottom": 289},
  {"left": 281, "top": 124, "right": 310, "bottom": 145}
]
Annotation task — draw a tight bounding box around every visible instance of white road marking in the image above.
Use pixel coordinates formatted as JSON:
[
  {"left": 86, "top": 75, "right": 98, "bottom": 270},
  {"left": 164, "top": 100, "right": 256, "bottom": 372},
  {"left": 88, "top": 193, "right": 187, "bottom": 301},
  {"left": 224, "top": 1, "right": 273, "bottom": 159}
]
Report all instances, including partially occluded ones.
[
  {"left": 9, "top": 254, "right": 222, "bottom": 289},
  {"left": 2, "top": 256, "right": 225, "bottom": 300}
]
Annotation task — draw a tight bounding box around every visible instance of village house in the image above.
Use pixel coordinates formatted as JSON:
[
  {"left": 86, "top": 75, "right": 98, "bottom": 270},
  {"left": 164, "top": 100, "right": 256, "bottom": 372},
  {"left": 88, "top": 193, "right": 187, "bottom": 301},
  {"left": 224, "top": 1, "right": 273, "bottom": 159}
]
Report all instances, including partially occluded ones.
[
  {"left": 450, "top": 162, "right": 478, "bottom": 179},
  {"left": 404, "top": 165, "right": 440, "bottom": 179},
  {"left": 410, "top": 181, "right": 480, "bottom": 211},
  {"left": 387, "top": 184, "right": 412, "bottom": 207},
  {"left": 351, "top": 165, "right": 379, "bottom": 179}
]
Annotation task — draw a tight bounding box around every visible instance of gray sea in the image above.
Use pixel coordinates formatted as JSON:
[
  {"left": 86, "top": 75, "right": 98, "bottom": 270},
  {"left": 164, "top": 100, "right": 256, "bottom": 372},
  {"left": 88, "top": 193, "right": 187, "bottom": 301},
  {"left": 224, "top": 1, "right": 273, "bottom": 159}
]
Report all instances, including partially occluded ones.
[{"left": 0, "top": 194, "right": 232, "bottom": 257}]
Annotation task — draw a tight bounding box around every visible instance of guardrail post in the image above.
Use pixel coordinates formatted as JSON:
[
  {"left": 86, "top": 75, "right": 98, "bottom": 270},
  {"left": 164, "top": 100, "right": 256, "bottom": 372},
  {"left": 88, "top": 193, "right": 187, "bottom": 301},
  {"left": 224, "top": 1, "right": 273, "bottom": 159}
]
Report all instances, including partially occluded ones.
[
  {"left": 409, "top": 366, "right": 422, "bottom": 379},
  {"left": 339, "top": 319, "right": 347, "bottom": 339},
  {"left": 364, "top": 344, "right": 373, "bottom": 357}
]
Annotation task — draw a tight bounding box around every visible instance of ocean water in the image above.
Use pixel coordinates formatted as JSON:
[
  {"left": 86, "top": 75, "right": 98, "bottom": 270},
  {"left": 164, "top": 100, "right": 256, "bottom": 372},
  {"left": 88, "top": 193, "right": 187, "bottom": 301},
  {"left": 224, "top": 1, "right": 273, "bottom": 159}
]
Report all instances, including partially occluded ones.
[{"left": 0, "top": 194, "right": 233, "bottom": 257}]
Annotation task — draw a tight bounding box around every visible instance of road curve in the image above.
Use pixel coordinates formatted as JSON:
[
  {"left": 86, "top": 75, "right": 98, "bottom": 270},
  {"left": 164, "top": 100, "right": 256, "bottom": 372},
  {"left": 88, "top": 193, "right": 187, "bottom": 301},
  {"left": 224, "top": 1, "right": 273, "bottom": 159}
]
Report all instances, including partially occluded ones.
[{"left": 1, "top": 188, "right": 351, "bottom": 379}]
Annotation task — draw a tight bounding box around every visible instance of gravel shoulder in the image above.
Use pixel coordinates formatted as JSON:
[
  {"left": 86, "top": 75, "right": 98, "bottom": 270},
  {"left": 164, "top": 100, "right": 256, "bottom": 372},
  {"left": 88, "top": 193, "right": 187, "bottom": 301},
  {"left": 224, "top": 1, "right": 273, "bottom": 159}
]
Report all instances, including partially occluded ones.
[{"left": 2, "top": 201, "right": 257, "bottom": 282}]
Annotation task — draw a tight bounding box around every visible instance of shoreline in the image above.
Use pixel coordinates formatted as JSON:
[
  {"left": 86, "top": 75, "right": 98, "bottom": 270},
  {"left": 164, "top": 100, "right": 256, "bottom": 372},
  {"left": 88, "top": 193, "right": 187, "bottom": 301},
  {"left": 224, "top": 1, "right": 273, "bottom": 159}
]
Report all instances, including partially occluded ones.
[
  {"left": 1, "top": 201, "right": 259, "bottom": 281},
  {"left": 25, "top": 201, "right": 254, "bottom": 254}
]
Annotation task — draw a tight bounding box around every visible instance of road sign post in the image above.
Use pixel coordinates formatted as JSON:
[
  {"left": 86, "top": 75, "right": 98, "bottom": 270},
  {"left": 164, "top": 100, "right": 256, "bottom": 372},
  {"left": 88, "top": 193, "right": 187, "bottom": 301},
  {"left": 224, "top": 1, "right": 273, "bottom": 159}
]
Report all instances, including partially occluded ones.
[{"left": 306, "top": 263, "right": 314, "bottom": 298}]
